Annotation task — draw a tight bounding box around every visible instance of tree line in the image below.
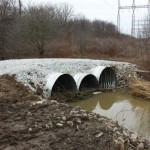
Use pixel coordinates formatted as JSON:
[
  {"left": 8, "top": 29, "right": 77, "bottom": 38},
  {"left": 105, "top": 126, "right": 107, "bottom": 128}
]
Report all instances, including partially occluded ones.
[{"left": 0, "top": 0, "right": 120, "bottom": 58}]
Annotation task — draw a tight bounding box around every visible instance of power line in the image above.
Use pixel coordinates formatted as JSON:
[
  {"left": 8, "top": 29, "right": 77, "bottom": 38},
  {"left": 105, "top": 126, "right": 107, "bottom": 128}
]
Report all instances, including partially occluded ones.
[
  {"left": 117, "top": 0, "right": 150, "bottom": 37},
  {"left": 101, "top": 0, "right": 117, "bottom": 9}
]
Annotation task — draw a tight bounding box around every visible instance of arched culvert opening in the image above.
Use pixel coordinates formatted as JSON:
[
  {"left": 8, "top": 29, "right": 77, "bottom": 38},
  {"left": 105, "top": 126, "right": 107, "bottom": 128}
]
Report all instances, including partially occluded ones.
[
  {"left": 46, "top": 73, "right": 77, "bottom": 96},
  {"left": 99, "top": 67, "right": 116, "bottom": 90},
  {"left": 74, "top": 73, "right": 99, "bottom": 91},
  {"left": 91, "top": 66, "right": 117, "bottom": 90}
]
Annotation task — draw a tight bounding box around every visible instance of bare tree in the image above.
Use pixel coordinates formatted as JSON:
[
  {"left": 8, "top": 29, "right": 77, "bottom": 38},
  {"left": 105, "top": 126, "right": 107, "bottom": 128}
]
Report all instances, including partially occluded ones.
[
  {"left": 19, "top": 5, "right": 57, "bottom": 57},
  {"left": 72, "top": 17, "right": 92, "bottom": 54},
  {"left": 0, "top": 1, "right": 122, "bottom": 59},
  {"left": 56, "top": 3, "right": 73, "bottom": 23},
  {"left": 0, "top": 0, "right": 17, "bottom": 51},
  {"left": 55, "top": 3, "right": 74, "bottom": 39},
  {"left": 92, "top": 20, "right": 118, "bottom": 38}
]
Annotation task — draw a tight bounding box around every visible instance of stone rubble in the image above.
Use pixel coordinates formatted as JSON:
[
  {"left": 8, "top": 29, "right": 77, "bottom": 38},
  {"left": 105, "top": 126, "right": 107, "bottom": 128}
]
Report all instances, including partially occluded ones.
[{"left": 28, "top": 100, "right": 149, "bottom": 149}]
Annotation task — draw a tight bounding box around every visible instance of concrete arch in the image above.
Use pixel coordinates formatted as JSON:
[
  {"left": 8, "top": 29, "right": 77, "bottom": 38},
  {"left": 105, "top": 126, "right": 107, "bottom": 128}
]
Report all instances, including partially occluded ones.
[
  {"left": 74, "top": 73, "right": 99, "bottom": 91},
  {"left": 46, "top": 73, "right": 77, "bottom": 96},
  {"left": 91, "top": 66, "right": 117, "bottom": 90}
]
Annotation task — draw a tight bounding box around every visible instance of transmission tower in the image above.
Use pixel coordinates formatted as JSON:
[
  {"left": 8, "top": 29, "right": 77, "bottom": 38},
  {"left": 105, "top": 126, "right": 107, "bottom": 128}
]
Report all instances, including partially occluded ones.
[{"left": 117, "top": 0, "right": 150, "bottom": 37}]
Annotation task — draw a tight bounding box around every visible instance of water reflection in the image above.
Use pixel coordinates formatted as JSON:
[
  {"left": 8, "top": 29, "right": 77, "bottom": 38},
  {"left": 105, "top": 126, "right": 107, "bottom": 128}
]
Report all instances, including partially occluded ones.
[{"left": 71, "top": 89, "right": 150, "bottom": 141}]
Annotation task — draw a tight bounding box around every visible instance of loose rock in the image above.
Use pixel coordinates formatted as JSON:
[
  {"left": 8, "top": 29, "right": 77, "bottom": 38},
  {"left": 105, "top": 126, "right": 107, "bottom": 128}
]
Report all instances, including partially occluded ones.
[{"left": 137, "top": 143, "right": 144, "bottom": 150}]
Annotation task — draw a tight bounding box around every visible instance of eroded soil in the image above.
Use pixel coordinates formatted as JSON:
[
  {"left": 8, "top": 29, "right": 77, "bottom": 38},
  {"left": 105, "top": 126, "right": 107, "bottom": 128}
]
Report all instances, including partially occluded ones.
[{"left": 0, "top": 75, "right": 150, "bottom": 150}]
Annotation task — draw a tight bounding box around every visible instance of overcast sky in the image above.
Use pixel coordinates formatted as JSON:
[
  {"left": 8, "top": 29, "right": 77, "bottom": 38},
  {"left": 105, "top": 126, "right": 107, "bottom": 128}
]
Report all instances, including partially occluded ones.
[{"left": 23, "top": 0, "right": 149, "bottom": 35}]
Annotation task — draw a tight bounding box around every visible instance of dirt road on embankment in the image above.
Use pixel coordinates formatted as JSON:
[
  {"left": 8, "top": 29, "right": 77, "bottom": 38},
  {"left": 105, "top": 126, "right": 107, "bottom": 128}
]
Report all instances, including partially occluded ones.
[{"left": 0, "top": 75, "right": 150, "bottom": 150}]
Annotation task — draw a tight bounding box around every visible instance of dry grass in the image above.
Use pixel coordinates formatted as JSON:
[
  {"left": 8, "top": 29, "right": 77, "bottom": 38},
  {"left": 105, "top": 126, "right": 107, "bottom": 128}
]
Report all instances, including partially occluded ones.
[{"left": 130, "top": 74, "right": 150, "bottom": 100}]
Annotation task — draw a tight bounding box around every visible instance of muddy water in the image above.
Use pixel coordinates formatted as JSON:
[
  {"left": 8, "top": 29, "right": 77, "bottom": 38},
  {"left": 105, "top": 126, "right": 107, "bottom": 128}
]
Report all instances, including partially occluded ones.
[{"left": 71, "top": 89, "right": 150, "bottom": 140}]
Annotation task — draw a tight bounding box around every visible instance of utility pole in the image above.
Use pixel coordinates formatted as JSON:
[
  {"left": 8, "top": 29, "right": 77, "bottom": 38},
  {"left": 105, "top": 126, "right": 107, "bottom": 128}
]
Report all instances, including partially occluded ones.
[
  {"left": 18, "top": 0, "right": 22, "bottom": 16},
  {"left": 117, "top": 0, "right": 150, "bottom": 37},
  {"left": 131, "top": 0, "right": 136, "bottom": 36},
  {"left": 117, "top": 0, "right": 120, "bottom": 33}
]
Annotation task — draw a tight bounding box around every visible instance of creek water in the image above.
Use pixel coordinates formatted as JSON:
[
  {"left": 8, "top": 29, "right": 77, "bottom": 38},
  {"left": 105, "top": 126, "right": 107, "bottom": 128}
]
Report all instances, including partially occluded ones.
[{"left": 71, "top": 89, "right": 150, "bottom": 140}]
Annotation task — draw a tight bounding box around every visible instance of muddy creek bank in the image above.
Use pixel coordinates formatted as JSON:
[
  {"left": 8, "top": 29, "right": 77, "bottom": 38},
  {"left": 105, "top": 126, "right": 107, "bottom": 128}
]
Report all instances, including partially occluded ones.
[
  {"left": 0, "top": 75, "right": 150, "bottom": 150},
  {"left": 71, "top": 89, "right": 150, "bottom": 141}
]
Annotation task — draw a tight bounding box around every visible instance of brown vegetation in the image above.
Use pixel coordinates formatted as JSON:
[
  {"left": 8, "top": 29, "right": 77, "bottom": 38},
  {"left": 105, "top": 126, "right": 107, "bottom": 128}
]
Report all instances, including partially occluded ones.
[
  {"left": 130, "top": 75, "right": 150, "bottom": 100},
  {"left": 0, "top": 0, "right": 119, "bottom": 59}
]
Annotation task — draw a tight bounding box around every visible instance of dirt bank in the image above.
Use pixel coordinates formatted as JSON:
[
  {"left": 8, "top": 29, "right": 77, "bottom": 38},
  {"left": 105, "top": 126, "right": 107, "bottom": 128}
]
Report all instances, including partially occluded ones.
[{"left": 0, "top": 75, "right": 149, "bottom": 150}]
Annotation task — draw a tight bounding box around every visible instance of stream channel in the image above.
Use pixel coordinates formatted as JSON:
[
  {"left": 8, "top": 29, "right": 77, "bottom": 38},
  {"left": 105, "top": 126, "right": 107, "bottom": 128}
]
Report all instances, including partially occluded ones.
[{"left": 70, "top": 89, "right": 150, "bottom": 140}]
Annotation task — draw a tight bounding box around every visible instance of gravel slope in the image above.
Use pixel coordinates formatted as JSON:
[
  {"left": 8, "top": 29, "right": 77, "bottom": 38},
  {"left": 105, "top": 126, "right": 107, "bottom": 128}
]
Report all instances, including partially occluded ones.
[{"left": 0, "top": 59, "right": 136, "bottom": 95}]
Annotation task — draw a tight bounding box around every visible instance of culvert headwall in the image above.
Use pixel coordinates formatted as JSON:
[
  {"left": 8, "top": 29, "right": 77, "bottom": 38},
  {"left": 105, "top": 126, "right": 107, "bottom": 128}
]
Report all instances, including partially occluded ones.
[
  {"left": 46, "top": 73, "right": 77, "bottom": 96},
  {"left": 91, "top": 66, "right": 117, "bottom": 90},
  {"left": 74, "top": 73, "right": 99, "bottom": 91}
]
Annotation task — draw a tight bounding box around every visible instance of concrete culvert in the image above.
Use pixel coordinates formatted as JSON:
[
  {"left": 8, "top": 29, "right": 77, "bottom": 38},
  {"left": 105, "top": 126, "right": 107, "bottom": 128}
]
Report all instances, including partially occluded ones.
[
  {"left": 74, "top": 73, "right": 99, "bottom": 91},
  {"left": 91, "top": 66, "right": 117, "bottom": 90},
  {"left": 46, "top": 73, "right": 77, "bottom": 96}
]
